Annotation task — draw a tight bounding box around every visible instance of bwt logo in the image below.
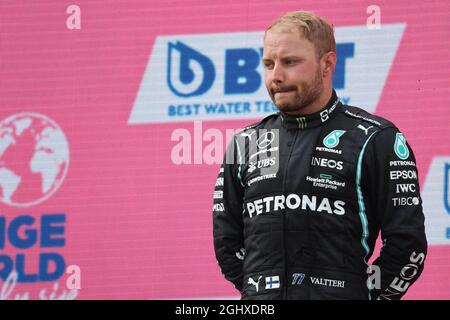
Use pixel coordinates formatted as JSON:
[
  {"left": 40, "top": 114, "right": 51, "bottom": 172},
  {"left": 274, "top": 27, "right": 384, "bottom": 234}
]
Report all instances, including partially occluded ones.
[
  {"left": 167, "top": 41, "right": 353, "bottom": 98},
  {"left": 129, "top": 25, "right": 405, "bottom": 124},
  {"left": 168, "top": 41, "right": 216, "bottom": 97}
]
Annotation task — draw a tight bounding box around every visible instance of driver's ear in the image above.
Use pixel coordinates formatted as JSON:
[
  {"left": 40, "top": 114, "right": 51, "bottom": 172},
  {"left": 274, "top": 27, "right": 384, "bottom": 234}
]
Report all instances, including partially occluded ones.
[{"left": 321, "top": 51, "right": 336, "bottom": 76}]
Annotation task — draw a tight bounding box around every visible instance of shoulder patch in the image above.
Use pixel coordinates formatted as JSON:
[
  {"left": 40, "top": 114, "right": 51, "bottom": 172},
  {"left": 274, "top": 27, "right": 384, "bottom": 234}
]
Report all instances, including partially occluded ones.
[
  {"left": 237, "top": 113, "right": 279, "bottom": 134},
  {"left": 342, "top": 105, "right": 395, "bottom": 129}
]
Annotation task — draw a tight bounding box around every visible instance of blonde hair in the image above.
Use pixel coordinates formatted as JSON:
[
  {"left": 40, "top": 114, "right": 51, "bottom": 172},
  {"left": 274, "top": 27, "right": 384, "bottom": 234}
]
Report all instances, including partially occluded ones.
[{"left": 266, "top": 11, "right": 336, "bottom": 60}]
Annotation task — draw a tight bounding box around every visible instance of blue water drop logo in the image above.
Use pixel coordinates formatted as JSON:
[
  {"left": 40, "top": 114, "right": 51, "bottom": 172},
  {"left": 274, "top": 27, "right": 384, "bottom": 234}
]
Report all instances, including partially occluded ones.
[{"left": 167, "top": 41, "right": 215, "bottom": 97}]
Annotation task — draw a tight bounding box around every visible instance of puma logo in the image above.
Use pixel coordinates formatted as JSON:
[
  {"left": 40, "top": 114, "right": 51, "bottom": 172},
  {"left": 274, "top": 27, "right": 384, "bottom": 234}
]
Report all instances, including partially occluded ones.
[
  {"left": 357, "top": 124, "right": 373, "bottom": 135},
  {"left": 240, "top": 131, "right": 256, "bottom": 140},
  {"left": 248, "top": 276, "right": 262, "bottom": 292}
]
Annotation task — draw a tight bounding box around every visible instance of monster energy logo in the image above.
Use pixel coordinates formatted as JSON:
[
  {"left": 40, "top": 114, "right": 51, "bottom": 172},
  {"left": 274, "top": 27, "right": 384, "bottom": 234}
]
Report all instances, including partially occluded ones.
[{"left": 297, "top": 117, "right": 307, "bottom": 129}]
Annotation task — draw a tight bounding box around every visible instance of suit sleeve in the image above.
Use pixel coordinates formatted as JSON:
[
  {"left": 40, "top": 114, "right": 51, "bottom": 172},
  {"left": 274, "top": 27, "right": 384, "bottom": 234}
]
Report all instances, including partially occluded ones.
[
  {"left": 363, "top": 127, "right": 427, "bottom": 300},
  {"left": 213, "top": 136, "right": 245, "bottom": 292}
]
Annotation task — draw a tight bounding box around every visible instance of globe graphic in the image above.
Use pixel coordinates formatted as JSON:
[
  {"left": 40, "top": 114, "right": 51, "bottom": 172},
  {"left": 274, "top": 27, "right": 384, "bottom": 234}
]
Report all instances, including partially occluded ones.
[{"left": 0, "top": 113, "right": 69, "bottom": 207}]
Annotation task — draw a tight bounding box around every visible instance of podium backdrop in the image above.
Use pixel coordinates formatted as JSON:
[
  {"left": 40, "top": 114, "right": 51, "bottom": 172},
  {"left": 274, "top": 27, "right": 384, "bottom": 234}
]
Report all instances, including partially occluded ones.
[{"left": 0, "top": 0, "right": 448, "bottom": 299}]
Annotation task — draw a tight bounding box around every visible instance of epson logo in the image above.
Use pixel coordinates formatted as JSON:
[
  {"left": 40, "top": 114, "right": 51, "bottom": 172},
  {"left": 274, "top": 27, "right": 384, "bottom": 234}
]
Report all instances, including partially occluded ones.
[
  {"left": 129, "top": 25, "right": 405, "bottom": 124},
  {"left": 245, "top": 194, "right": 346, "bottom": 218},
  {"left": 311, "top": 157, "right": 344, "bottom": 170},
  {"left": 390, "top": 170, "right": 418, "bottom": 180}
]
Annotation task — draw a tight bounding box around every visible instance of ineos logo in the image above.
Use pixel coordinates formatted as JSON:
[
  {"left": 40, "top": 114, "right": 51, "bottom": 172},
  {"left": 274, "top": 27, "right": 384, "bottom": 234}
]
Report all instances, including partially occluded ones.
[{"left": 257, "top": 132, "right": 275, "bottom": 149}]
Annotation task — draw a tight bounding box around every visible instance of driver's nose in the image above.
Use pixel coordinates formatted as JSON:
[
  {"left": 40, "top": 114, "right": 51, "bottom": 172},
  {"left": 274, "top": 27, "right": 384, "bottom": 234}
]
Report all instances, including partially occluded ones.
[{"left": 271, "top": 63, "right": 285, "bottom": 84}]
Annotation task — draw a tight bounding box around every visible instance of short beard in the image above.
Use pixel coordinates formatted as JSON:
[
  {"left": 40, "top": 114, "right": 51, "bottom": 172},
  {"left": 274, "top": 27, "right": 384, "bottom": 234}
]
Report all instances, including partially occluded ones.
[{"left": 271, "top": 68, "right": 324, "bottom": 115}]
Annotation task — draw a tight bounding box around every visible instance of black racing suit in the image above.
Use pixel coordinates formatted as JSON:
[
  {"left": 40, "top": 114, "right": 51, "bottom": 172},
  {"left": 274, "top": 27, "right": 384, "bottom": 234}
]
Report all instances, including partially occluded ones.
[{"left": 213, "top": 91, "right": 427, "bottom": 300}]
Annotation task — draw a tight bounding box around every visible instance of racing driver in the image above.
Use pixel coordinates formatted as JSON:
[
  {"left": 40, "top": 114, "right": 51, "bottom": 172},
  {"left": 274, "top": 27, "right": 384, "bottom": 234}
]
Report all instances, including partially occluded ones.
[{"left": 212, "top": 11, "right": 427, "bottom": 300}]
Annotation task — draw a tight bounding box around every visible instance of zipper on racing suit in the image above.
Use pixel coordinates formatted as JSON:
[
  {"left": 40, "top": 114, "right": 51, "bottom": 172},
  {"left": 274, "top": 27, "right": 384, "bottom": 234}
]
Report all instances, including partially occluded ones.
[{"left": 281, "top": 129, "right": 299, "bottom": 299}]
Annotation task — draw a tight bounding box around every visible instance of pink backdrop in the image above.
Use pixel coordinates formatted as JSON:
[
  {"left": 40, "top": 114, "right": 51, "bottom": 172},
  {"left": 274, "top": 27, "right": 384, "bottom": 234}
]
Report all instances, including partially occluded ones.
[{"left": 0, "top": 0, "right": 448, "bottom": 299}]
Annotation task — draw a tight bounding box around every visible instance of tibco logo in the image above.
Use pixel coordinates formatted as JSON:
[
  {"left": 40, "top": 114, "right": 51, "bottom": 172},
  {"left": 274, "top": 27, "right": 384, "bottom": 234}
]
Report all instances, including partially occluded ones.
[{"left": 246, "top": 194, "right": 345, "bottom": 218}]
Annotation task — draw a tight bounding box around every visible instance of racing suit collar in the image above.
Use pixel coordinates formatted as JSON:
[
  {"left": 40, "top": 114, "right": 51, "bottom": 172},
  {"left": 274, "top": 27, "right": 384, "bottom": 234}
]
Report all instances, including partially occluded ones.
[{"left": 279, "top": 90, "right": 340, "bottom": 130}]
